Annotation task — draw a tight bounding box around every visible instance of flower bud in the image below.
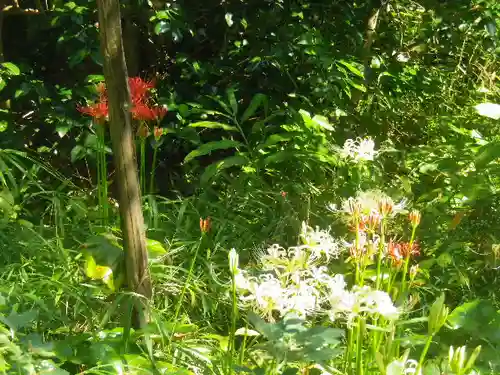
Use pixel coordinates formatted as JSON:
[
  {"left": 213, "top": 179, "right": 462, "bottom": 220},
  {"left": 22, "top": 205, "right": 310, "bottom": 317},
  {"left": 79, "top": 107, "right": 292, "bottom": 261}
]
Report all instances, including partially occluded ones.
[
  {"left": 228, "top": 248, "right": 239, "bottom": 275},
  {"left": 137, "top": 124, "right": 150, "bottom": 138},
  {"left": 154, "top": 126, "right": 163, "bottom": 140},
  {"left": 409, "top": 210, "right": 421, "bottom": 227},
  {"left": 200, "top": 217, "right": 211, "bottom": 234},
  {"left": 378, "top": 197, "right": 394, "bottom": 217}
]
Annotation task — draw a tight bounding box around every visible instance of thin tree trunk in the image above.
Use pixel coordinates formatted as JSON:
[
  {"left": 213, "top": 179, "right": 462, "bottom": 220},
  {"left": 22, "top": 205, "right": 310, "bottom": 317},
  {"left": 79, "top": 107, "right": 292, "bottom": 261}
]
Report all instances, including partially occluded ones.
[
  {"left": 353, "top": 0, "right": 386, "bottom": 106},
  {"left": 96, "top": 0, "right": 152, "bottom": 328}
]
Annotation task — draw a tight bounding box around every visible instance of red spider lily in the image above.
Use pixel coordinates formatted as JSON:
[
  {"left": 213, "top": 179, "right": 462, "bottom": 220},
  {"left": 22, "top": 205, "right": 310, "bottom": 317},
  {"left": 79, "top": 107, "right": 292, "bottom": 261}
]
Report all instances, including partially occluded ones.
[
  {"left": 77, "top": 101, "right": 109, "bottom": 121},
  {"left": 128, "top": 77, "right": 155, "bottom": 104},
  {"left": 131, "top": 103, "right": 167, "bottom": 122},
  {"left": 200, "top": 217, "right": 211, "bottom": 234},
  {"left": 388, "top": 241, "right": 420, "bottom": 267},
  {"left": 400, "top": 241, "right": 420, "bottom": 258}
]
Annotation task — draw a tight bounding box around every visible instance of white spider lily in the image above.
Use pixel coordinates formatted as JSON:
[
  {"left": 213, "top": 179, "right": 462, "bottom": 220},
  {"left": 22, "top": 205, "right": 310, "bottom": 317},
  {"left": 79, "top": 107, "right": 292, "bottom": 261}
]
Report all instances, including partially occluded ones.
[{"left": 341, "top": 137, "right": 377, "bottom": 163}]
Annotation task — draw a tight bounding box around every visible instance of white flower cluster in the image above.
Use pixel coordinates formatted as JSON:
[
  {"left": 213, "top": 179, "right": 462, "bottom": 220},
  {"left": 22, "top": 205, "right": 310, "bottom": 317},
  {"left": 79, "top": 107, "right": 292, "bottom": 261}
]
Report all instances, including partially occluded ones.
[
  {"left": 340, "top": 137, "right": 377, "bottom": 163},
  {"left": 232, "top": 223, "right": 399, "bottom": 324}
]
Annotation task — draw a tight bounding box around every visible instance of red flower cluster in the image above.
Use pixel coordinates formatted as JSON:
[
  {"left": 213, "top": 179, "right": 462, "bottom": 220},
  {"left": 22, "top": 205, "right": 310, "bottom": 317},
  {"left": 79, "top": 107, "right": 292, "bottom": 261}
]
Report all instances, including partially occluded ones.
[
  {"left": 388, "top": 241, "right": 420, "bottom": 266},
  {"left": 77, "top": 77, "right": 167, "bottom": 123}
]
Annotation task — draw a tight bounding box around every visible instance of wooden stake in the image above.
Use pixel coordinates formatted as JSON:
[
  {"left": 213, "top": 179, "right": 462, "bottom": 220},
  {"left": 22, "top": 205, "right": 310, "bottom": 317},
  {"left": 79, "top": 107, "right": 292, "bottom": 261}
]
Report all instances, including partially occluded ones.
[{"left": 96, "top": 0, "right": 152, "bottom": 328}]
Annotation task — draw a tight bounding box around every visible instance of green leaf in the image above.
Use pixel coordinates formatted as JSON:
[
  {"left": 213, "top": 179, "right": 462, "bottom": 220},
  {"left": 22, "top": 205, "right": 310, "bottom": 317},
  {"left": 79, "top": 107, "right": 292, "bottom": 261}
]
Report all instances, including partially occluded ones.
[
  {"left": 200, "top": 155, "right": 248, "bottom": 185},
  {"left": 70, "top": 145, "right": 86, "bottom": 163},
  {"left": 475, "top": 141, "right": 500, "bottom": 168},
  {"left": 1, "top": 309, "right": 38, "bottom": 331},
  {"left": 155, "top": 21, "right": 171, "bottom": 35},
  {"left": 86, "top": 74, "right": 105, "bottom": 83},
  {"left": 240, "top": 93, "right": 267, "bottom": 123},
  {"left": 385, "top": 359, "right": 405, "bottom": 375},
  {"left": 1, "top": 62, "right": 20, "bottom": 76},
  {"left": 311, "top": 115, "right": 334, "bottom": 131},
  {"left": 447, "top": 299, "right": 492, "bottom": 330},
  {"left": 84, "top": 255, "right": 114, "bottom": 290},
  {"left": 0, "top": 121, "right": 7, "bottom": 132},
  {"left": 226, "top": 88, "right": 238, "bottom": 116},
  {"left": 261, "top": 133, "right": 295, "bottom": 148},
  {"left": 0, "top": 77, "right": 5, "bottom": 91},
  {"left": 189, "top": 121, "right": 238, "bottom": 132},
  {"left": 184, "top": 140, "right": 242, "bottom": 163},
  {"left": 146, "top": 239, "right": 167, "bottom": 261},
  {"left": 337, "top": 60, "right": 364, "bottom": 78}
]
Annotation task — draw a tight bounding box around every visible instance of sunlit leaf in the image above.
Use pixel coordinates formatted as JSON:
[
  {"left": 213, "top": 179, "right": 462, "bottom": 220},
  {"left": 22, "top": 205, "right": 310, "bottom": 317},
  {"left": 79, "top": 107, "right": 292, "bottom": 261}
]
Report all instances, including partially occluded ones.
[
  {"left": 189, "top": 121, "right": 238, "bottom": 131},
  {"left": 1, "top": 62, "right": 20, "bottom": 76},
  {"left": 225, "top": 13, "right": 234, "bottom": 27},
  {"left": 184, "top": 140, "right": 242, "bottom": 163},
  {"left": 337, "top": 60, "right": 364, "bottom": 78},
  {"left": 155, "top": 21, "right": 170, "bottom": 35},
  {"left": 474, "top": 103, "right": 500, "bottom": 120},
  {"left": 235, "top": 327, "right": 260, "bottom": 336}
]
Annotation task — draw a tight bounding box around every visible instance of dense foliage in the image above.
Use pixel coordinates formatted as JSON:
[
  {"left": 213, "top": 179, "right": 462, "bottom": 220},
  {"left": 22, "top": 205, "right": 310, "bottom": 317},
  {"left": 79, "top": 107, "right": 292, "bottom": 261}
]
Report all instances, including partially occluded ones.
[{"left": 0, "top": 0, "right": 500, "bottom": 374}]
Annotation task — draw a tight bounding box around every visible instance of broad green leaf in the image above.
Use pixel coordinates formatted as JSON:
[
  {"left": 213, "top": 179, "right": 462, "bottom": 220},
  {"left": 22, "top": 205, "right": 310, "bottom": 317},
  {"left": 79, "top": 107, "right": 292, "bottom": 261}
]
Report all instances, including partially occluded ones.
[
  {"left": 475, "top": 141, "right": 500, "bottom": 168},
  {"left": 84, "top": 255, "right": 114, "bottom": 290},
  {"left": 240, "top": 93, "right": 267, "bottom": 123},
  {"left": 345, "top": 77, "right": 366, "bottom": 92},
  {"left": 2, "top": 309, "right": 38, "bottom": 331},
  {"left": 447, "top": 299, "right": 489, "bottom": 329},
  {"left": 189, "top": 121, "right": 238, "bottom": 131},
  {"left": 36, "top": 360, "right": 70, "bottom": 375},
  {"left": 0, "top": 189, "right": 14, "bottom": 214},
  {"left": 0, "top": 121, "right": 7, "bottom": 132},
  {"left": 86, "top": 74, "right": 105, "bottom": 83},
  {"left": 200, "top": 155, "right": 248, "bottom": 185},
  {"left": 263, "top": 151, "right": 295, "bottom": 165},
  {"left": 1, "top": 62, "right": 20, "bottom": 76},
  {"left": 338, "top": 60, "right": 364, "bottom": 78},
  {"left": 155, "top": 21, "right": 170, "bottom": 35},
  {"left": 70, "top": 145, "right": 86, "bottom": 163},
  {"left": 146, "top": 239, "right": 167, "bottom": 261},
  {"left": 184, "top": 140, "right": 242, "bottom": 163},
  {"left": 261, "top": 133, "right": 295, "bottom": 148},
  {"left": 83, "top": 233, "right": 123, "bottom": 269},
  {"left": 311, "top": 114, "right": 334, "bottom": 131},
  {"left": 0, "top": 77, "right": 5, "bottom": 91}
]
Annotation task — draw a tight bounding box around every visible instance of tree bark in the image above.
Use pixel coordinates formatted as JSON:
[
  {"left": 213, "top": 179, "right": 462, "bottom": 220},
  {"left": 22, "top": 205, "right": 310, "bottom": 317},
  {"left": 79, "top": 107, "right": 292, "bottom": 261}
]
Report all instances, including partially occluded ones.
[{"left": 96, "top": 0, "right": 152, "bottom": 328}]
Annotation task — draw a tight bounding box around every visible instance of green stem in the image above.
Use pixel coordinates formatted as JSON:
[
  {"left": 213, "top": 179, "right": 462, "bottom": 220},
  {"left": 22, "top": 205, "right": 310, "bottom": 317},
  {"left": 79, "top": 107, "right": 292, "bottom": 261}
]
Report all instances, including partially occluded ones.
[
  {"left": 376, "top": 218, "right": 386, "bottom": 290},
  {"left": 150, "top": 146, "right": 159, "bottom": 194},
  {"left": 345, "top": 325, "right": 354, "bottom": 374},
  {"left": 401, "top": 226, "right": 417, "bottom": 294},
  {"left": 140, "top": 137, "right": 146, "bottom": 194},
  {"left": 228, "top": 269, "right": 238, "bottom": 373},
  {"left": 355, "top": 318, "right": 364, "bottom": 375},
  {"left": 416, "top": 334, "right": 433, "bottom": 375},
  {"left": 170, "top": 239, "right": 203, "bottom": 350},
  {"left": 96, "top": 124, "right": 108, "bottom": 225}
]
